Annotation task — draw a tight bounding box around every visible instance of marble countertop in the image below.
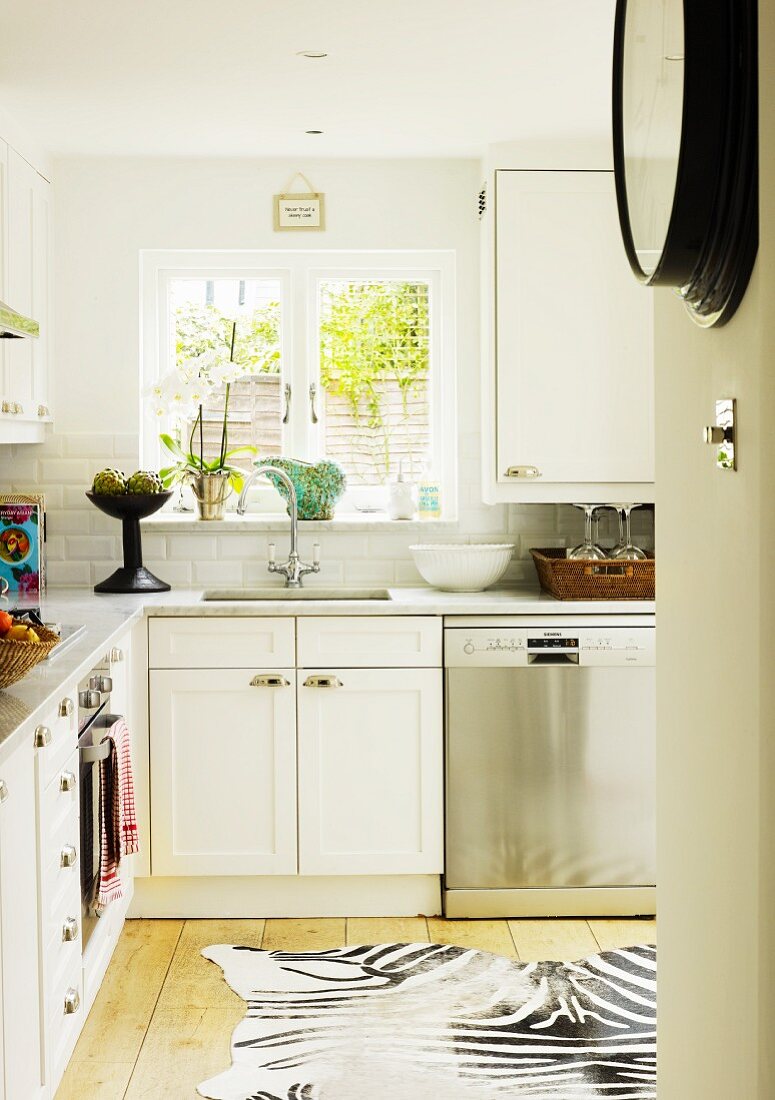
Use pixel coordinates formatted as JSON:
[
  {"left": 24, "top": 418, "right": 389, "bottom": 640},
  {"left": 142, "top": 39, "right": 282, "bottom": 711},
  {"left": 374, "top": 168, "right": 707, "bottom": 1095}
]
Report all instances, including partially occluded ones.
[{"left": 0, "top": 585, "right": 655, "bottom": 763}]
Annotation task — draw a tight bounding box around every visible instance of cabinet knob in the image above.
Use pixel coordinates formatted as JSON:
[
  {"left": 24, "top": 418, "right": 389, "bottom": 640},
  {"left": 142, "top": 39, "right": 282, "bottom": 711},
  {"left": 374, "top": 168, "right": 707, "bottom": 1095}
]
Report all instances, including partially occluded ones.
[
  {"left": 37, "top": 404, "right": 50, "bottom": 418},
  {"left": 109, "top": 647, "right": 124, "bottom": 663},
  {"left": 1, "top": 401, "right": 9, "bottom": 415},
  {"left": 89, "top": 674, "right": 112, "bottom": 694},
  {"left": 59, "top": 770, "right": 76, "bottom": 793},
  {"left": 13, "top": 403, "right": 22, "bottom": 415},
  {"left": 504, "top": 465, "right": 542, "bottom": 480},
  {"left": 34, "top": 724, "right": 52, "bottom": 748},
  {"left": 62, "top": 917, "right": 79, "bottom": 942},
  {"left": 303, "top": 675, "right": 344, "bottom": 689},
  {"left": 0, "top": 780, "right": 8, "bottom": 803},
  {"left": 63, "top": 988, "right": 80, "bottom": 1015},
  {"left": 60, "top": 844, "right": 78, "bottom": 868},
  {"left": 58, "top": 696, "right": 74, "bottom": 718},
  {"left": 250, "top": 674, "right": 290, "bottom": 688}
]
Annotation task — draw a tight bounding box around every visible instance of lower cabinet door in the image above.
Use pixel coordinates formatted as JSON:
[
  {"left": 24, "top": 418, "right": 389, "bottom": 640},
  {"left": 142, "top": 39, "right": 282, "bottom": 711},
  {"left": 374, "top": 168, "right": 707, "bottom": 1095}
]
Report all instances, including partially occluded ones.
[
  {"left": 297, "top": 668, "right": 443, "bottom": 875},
  {"left": 0, "top": 740, "right": 43, "bottom": 1098},
  {"left": 150, "top": 669, "right": 297, "bottom": 875}
]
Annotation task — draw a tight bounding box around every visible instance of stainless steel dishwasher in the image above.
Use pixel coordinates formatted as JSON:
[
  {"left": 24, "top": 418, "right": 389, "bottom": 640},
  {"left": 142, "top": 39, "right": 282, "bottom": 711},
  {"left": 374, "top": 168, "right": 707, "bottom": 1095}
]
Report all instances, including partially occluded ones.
[{"left": 444, "top": 619, "right": 655, "bottom": 918}]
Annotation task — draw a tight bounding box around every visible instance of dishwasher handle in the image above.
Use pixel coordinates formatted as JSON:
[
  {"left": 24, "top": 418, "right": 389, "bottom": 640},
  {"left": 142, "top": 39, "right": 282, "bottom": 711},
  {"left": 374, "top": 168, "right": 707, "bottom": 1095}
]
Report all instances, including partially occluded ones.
[{"left": 527, "top": 652, "right": 579, "bottom": 666}]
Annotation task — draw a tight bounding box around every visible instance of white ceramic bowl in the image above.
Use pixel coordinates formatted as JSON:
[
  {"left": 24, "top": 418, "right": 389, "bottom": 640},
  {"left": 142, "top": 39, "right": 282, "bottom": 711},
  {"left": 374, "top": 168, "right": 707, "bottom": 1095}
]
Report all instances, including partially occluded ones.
[{"left": 409, "top": 543, "right": 515, "bottom": 592}]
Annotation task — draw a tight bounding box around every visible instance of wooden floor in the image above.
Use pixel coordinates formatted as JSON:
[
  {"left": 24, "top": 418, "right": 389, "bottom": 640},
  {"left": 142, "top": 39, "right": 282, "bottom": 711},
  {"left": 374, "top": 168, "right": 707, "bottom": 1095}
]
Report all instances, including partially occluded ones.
[{"left": 56, "top": 914, "right": 656, "bottom": 1100}]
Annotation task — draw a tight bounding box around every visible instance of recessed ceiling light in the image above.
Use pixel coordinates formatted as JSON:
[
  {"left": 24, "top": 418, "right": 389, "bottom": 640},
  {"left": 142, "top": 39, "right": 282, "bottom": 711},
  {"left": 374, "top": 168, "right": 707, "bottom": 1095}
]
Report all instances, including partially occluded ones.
[
  {"left": 297, "top": 50, "right": 328, "bottom": 59},
  {"left": 305, "top": 130, "right": 324, "bottom": 135}
]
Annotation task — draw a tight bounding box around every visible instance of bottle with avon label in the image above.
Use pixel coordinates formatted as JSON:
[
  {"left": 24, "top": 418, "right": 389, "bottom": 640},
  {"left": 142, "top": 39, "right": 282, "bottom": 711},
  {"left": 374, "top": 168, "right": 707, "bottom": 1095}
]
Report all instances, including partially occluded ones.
[{"left": 417, "top": 459, "right": 441, "bottom": 520}]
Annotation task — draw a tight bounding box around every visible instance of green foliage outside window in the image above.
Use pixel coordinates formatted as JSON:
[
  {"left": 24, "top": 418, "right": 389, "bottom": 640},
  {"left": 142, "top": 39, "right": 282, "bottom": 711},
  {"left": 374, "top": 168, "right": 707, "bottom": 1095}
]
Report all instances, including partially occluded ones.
[
  {"left": 319, "top": 280, "right": 430, "bottom": 482},
  {"left": 174, "top": 299, "right": 282, "bottom": 374}
]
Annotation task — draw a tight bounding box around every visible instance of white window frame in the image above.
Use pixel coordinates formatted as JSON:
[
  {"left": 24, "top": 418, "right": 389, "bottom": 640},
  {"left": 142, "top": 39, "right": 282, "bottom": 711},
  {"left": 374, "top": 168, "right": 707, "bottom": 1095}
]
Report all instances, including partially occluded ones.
[{"left": 140, "top": 249, "right": 457, "bottom": 517}]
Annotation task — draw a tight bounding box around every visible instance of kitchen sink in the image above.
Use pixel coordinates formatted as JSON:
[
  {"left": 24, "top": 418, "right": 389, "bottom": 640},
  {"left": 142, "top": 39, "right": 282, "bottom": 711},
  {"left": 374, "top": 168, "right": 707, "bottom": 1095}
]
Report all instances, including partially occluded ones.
[{"left": 201, "top": 587, "right": 392, "bottom": 601}]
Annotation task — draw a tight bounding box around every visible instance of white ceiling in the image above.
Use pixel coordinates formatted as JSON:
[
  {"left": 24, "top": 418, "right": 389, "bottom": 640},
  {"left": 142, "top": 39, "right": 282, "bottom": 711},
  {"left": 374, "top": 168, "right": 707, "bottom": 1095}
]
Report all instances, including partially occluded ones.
[{"left": 0, "top": 0, "right": 615, "bottom": 158}]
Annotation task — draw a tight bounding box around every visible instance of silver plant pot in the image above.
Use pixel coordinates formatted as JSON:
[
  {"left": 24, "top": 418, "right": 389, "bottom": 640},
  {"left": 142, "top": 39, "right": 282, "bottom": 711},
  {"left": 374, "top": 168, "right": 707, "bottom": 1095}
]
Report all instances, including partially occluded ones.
[{"left": 188, "top": 471, "right": 232, "bottom": 521}]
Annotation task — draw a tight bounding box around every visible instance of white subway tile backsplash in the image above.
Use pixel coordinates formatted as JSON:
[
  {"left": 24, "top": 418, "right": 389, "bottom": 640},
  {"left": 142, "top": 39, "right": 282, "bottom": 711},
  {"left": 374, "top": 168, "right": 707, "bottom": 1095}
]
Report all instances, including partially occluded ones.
[
  {"left": 167, "top": 533, "right": 218, "bottom": 560},
  {"left": 0, "top": 429, "right": 655, "bottom": 590},
  {"left": 66, "top": 535, "right": 118, "bottom": 561},
  {"left": 40, "top": 458, "right": 93, "bottom": 484},
  {"left": 142, "top": 560, "right": 192, "bottom": 587},
  {"left": 46, "top": 561, "right": 91, "bottom": 586},
  {"left": 192, "top": 560, "right": 245, "bottom": 587},
  {"left": 64, "top": 433, "right": 116, "bottom": 459}
]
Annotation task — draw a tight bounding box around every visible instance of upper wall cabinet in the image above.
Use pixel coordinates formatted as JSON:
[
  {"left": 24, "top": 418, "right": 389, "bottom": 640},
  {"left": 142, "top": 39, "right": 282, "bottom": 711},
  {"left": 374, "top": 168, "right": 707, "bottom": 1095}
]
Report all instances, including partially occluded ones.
[
  {"left": 481, "top": 168, "right": 654, "bottom": 504},
  {"left": 0, "top": 140, "right": 51, "bottom": 445}
]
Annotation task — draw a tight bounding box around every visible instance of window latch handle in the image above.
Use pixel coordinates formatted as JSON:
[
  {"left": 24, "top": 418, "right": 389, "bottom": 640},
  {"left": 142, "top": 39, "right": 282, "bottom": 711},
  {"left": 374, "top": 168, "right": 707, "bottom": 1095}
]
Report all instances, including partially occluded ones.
[
  {"left": 309, "top": 383, "right": 319, "bottom": 425},
  {"left": 282, "top": 383, "right": 291, "bottom": 425}
]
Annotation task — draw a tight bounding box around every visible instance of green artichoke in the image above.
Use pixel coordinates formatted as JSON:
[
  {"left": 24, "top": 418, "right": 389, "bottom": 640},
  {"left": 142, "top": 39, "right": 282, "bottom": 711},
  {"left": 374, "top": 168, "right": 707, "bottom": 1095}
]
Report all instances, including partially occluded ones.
[
  {"left": 126, "top": 470, "right": 164, "bottom": 495},
  {"left": 92, "top": 468, "right": 127, "bottom": 495}
]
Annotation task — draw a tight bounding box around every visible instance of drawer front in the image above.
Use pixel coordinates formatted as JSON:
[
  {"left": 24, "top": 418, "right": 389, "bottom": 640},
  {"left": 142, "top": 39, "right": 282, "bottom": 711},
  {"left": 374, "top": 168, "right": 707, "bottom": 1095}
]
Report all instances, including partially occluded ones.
[
  {"left": 43, "top": 875, "right": 82, "bottom": 983},
  {"left": 41, "top": 748, "right": 79, "bottom": 839},
  {"left": 298, "top": 617, "right": 442, "bottom": 668},
  {"left": 149, "top": 616, "right": 295, "bottom": 669},
  {"left": 42, "top": 805, "right": 80, "bottom": 906},
  {"left": 47, "top": 955, "right": 84, "bottom": 1093},
  {"left": 34, "top": 685, "right": 78, "bottom": 787}
]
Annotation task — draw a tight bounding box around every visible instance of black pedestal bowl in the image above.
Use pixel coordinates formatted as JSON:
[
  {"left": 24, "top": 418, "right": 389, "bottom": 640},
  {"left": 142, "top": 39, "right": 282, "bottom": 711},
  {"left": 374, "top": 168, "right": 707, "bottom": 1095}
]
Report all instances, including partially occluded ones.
[{"left": 86, "top": 491, "right": 173, "bottom": 593}]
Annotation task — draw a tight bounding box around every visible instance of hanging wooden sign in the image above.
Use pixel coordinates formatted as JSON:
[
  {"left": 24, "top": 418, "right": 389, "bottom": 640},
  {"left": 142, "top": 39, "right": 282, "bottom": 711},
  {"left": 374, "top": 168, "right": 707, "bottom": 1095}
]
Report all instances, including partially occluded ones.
[{"left": 274, "top": 172, "right": 325, "bottom": 231}]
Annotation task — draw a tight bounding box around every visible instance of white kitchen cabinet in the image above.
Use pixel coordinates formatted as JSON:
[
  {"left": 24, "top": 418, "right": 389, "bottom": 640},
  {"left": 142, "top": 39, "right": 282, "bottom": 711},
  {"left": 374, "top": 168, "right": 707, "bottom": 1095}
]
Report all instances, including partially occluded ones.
[
  {"left": 0, "top": 737, "right": 44, "bottom": 1099},
  {"left": 0, "top": 145, "right": 51, "bottom": 443},
  {"left": 482, "top": 168, "right": 654, "bottom": 504},
  {"left": 297, "top": 668, "right": 443, "bottom": 875},
  {"left": 150, "top": 668, "right": 298, "bottom": 876}
]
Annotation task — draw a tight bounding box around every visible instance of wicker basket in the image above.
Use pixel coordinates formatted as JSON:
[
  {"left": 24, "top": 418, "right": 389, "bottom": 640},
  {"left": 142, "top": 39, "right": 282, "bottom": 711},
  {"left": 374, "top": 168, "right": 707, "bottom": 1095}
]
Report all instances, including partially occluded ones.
[
  {"left": 0, "top": 624, "right": 60, "bottom": 689},
  {"left": 531, "top": 548, "right": 655, "bottom": 601}
]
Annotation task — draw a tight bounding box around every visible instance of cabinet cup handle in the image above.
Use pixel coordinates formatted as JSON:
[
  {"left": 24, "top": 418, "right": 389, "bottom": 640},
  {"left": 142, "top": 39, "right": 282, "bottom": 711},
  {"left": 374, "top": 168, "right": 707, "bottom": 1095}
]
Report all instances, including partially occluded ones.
[
  {"left": 60, "top": 771, "right": 76, "bottom": 793},
  {"left": 34, "top": 725, "right": 52, "bottom": 748},
  {"left": 0, "top": 780, "right": 8, "bottom": 803},
  {"left": 303, "top": 675, "right": 343, "bottom": 689},
  {"left": 63, "top": 988, "right": 80, "bottom": 1015},
  {"left": 62, "top": 917, "right": 79, "bottom": 942},
  {"left": 58, "top": 697, "right": 74, "bottom": 718},
  {"left": 60, "top": 845, "right": 78, "bottom": 868},
  {"left": 250, "top": 674, "right": 291, "bottom": 688}
]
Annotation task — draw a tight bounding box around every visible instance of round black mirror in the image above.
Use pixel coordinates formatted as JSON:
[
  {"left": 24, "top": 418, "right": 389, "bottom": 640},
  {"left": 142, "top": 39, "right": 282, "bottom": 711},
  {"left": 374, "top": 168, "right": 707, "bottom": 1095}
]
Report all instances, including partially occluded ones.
[{"left": 612, "top": 0, "right": 758, "bottom": 327}]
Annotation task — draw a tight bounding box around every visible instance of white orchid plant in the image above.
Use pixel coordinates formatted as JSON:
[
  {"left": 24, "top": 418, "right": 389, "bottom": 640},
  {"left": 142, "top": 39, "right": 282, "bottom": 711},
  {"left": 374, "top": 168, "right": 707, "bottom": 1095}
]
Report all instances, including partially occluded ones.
[{"left": 146, "top": 324, "right": 256, "bottom": 493}]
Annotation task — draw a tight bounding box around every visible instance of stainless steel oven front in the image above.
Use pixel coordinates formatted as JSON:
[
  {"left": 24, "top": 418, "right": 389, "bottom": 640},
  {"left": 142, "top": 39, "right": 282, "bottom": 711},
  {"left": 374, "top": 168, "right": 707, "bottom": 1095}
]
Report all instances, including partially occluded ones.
[
  {"left": 78, "top": 665, "right": 121, "bottom": 949},
  {"left": 444, "top": 619, "right": 656, "bottom": 918}
]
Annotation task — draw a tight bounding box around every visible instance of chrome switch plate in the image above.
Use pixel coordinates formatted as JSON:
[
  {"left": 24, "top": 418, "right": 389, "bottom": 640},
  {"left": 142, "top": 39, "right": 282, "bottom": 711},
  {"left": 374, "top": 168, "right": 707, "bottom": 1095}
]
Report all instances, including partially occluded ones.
[{"left": 703, "top": 398, "right": 736, "bottom": 470}]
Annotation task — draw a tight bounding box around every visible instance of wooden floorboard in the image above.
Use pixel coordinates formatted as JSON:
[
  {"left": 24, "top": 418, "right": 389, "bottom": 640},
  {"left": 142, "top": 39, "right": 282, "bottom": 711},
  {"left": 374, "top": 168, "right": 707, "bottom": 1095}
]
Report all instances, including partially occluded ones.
[
  {"left": 261, "top": 917, "right": 346, "bottom": 952},
  {"left": 588, "top": 918, "right": 657, "bottom": 952},
  {"left": 427, "top": 916, "right": 518, "bottom": 958},
  {"left": 156, "top": 919, "right": 265, "bottom": 1010},
  {"left": 508, "top": 919, "right": 600, "bottom": 961},
  {"left": 59, "top": 912, "right": 657, "bottom": 1098},
  {"left": 346, "top": 916, "right": 429, "bottom": 945},
  {"left": 55, "top": 919, "right": 183, "bottom": 1099}
]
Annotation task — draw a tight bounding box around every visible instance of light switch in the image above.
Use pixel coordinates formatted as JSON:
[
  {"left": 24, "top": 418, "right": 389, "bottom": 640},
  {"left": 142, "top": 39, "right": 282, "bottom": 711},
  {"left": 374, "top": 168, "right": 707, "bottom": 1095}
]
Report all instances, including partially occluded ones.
[{"left": 703, "top": 398, "right": 736, "bottom": 470}]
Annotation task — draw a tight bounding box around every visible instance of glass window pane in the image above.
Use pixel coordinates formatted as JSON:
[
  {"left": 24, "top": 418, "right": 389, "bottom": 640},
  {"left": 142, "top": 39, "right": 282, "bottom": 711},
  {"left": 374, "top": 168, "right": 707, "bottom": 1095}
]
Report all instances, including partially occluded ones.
[
  {"left": 318, "top": 279, "right": 431, "bottom": 486},
  {"left": 170, "top": 277, "right": 282, "bottom": 471}
]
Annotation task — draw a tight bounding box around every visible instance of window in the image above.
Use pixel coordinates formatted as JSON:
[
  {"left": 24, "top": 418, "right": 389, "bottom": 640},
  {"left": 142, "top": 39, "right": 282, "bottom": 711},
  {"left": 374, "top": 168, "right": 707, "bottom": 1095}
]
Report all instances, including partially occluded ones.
[{"left": 141, "top": 250, "right": 456, "bottom": 514}]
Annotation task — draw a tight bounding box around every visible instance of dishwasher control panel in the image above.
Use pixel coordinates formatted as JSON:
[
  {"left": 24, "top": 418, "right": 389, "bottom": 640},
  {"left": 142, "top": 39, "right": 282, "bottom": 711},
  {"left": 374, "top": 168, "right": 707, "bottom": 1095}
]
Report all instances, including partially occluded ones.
[{"left": 445, "top": 626, "right": 655, "bottom": 667}]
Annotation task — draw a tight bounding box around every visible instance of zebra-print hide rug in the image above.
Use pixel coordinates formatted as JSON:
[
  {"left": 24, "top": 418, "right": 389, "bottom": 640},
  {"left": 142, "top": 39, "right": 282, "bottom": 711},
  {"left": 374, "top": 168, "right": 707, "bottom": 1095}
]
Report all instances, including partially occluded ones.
[{"left": 198, "top": 941, "right": 656, "bottom": 1100}]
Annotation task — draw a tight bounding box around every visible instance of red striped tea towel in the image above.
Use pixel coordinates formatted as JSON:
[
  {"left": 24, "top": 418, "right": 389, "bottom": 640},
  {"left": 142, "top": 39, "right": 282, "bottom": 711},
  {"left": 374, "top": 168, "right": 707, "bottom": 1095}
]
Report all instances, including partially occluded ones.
[{"left": 96, "top": 717, "right": 139, "bottom": 913}]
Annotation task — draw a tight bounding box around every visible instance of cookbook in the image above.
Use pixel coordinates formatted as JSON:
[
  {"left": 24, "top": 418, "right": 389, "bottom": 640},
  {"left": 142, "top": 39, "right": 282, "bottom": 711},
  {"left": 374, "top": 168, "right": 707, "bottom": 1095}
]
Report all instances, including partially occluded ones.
[{"left": 0, "top": 494, "right": 45, "bottom": 596}]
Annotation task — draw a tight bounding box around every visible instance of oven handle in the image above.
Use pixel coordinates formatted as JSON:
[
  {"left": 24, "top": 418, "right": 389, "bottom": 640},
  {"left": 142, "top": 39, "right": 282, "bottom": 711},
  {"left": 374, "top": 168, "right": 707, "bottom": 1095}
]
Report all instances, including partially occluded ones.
[{"left": 78, "top": 712, "right": 124, "bottom": 763}]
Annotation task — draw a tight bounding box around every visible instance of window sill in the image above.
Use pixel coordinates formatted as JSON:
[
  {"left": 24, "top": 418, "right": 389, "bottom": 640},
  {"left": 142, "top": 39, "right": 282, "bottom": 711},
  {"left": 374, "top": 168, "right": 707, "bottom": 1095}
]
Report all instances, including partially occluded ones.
[{"left": 143, "top": 512, "right": 460, "bottom": 533}]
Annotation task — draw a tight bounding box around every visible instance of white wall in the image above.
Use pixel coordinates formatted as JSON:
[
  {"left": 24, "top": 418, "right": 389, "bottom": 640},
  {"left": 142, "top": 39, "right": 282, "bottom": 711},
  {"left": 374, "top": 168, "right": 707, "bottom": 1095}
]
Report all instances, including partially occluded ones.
[
  {"left": 0, "top": 155, "right": 639, "bottom": 586},
  {"left": 654, "top": 6, "right": 775, "bottom": 1095}
]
